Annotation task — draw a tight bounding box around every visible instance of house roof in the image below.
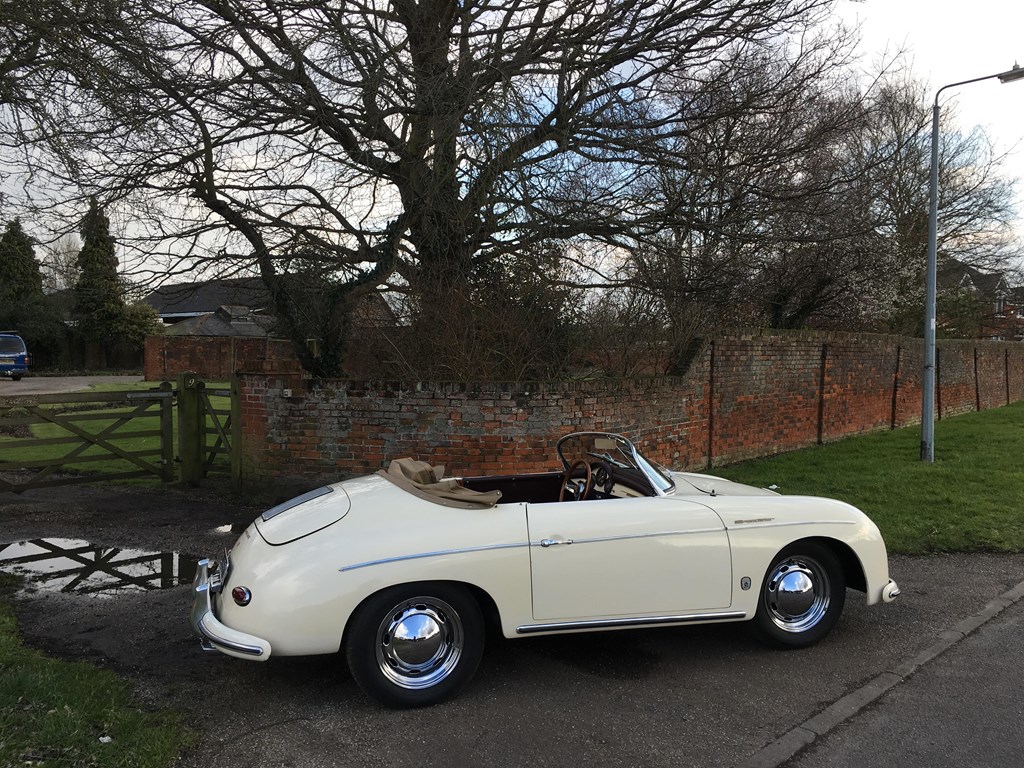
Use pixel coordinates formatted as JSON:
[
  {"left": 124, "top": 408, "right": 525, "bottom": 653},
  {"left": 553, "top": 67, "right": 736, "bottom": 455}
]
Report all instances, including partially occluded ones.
[
  {"left": 937, "top": 259, "right": 1009, "bottom": 298},
  {"left": 163, "top": 306, "right": 275, "bottom": 337},
  {"left": 144, "top": 276, "right": 397, "bottom": 326},
  {"left": 144, "top": 277, "right": 270, "bottom": 319}
]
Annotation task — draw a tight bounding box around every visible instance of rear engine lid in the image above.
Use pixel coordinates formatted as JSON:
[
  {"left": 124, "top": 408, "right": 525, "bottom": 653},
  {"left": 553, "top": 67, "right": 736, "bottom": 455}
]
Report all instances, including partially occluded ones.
[{"left": 254, "top": 483, "right": 351, "bottom": 545}]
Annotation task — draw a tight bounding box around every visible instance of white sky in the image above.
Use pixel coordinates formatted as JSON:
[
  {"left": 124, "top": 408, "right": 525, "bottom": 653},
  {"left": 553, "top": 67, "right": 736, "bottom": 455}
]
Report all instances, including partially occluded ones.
[{"left": 837, "top": 0, "right": 1024, "bottom": 243}]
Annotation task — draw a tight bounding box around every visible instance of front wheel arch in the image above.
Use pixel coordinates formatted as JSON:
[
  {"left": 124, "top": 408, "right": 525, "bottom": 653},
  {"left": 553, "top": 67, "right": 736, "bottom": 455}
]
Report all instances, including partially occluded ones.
[
  {"left": 750, "top": 539, "right": 847, "bottom": 649},
  {"left": 795, "top": 536, "right": 867, "bottom": 593}
]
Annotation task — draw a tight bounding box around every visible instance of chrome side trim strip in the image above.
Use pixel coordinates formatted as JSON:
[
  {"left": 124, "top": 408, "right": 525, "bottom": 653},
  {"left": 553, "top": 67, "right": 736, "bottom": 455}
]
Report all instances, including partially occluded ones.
[
  {"left": 536, "top": 527, "right": 725, "bottom": 548},
  {"left": 516, "top": 611, "right": 747, "bottom": 635},
  {"left": 726, "top": 519, "right": 857, "bottom": 531},
  {"left": 340, "top": 542, "right": 528, "bottom": 572}
]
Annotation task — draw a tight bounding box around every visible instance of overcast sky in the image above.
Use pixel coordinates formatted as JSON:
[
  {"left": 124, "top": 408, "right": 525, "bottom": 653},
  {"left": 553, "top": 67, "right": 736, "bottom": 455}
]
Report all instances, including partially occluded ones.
[{"left": 838, "top": 0, "right": 1024, "bottom": 248}]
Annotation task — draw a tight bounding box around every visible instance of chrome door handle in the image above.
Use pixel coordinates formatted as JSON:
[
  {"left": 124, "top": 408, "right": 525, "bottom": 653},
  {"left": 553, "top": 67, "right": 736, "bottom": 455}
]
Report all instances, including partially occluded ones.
[{"left": 540, "top": 538, "right": 574, "bottom": 547}]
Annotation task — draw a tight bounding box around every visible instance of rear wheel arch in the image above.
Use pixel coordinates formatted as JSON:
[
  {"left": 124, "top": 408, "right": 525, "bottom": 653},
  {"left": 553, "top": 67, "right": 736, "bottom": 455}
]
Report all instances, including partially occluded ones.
[
  {"left": 341, "top": 579, "right": 500, "bottom": 708},
  {"left": 342, "top": 579, "right": 502, "bottom": 645}
]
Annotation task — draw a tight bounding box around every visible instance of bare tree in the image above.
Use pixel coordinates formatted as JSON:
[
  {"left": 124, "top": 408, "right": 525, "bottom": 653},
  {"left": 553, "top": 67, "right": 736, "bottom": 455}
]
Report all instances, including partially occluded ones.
[
  {"left": 41, "top": 234, "right": 80, "bottom": 293},
  {"left": 618, "top": 37, "right": 877, "bottom": 349},
  {"left": 857, "top": 76, "right": 1021, "bottom": 334},
  {"left": 639, "top": 67, "right": 1023, "bottom": 336},
  {"left": 756, "top": 74, "right": 1022, "bottom": 334},
  {"left": 3, "top": 0, "right": 850, "bottom": 375}
]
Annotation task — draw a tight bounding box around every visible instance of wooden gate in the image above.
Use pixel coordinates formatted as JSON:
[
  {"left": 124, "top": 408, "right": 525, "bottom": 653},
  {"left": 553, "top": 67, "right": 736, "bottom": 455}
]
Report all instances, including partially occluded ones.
[
  {"left": 0, "top": 377, "right": 239, "bottom": 493},
  {"left": 175, "top": 374, "right": 239, "bottom": 486}
]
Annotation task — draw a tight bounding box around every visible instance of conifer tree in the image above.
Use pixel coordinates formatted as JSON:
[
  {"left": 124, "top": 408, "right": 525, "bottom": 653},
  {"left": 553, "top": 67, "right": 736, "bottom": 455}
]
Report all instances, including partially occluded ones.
[
  {"left": 0, "top": 218, "right": 64, "bottom": 363},
  {"left": 0, "top": 219, "right": 44, "bottom": 306},
  {"left": 74, "top": 198, "right": 126, "bottom": 346}
]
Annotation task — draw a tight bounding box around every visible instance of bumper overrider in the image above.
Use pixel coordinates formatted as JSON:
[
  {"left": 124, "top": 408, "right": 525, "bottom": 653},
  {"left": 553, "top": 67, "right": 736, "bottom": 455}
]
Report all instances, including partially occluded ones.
[
  {"left": 190, "top": 557, "right": 272, "bottom": 660},
  {"left": 882, "top": 579, "right": 901, "bottom": 602}
]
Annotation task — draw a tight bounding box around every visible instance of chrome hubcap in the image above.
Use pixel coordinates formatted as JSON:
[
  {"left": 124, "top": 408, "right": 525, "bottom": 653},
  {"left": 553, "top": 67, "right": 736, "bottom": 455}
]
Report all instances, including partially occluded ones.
[
  {"left": 764, "top": 556, "right": 830, "bottom": 633},
  {"left": 375, "top": 597, "right": 463, "bottom": 689}
]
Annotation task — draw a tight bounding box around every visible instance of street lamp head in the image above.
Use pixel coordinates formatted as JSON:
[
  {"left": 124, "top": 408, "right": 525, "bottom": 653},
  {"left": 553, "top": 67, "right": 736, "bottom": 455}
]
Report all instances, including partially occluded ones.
[{"left": 997, "top": 62, "right": 1024, "bottom": 84}]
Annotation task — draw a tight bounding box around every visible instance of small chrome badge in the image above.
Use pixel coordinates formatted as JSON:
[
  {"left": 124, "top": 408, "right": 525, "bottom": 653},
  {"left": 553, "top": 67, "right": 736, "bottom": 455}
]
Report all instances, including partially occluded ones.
[{"left": 740, "top": 577, "right": 751, "bottom": 591}]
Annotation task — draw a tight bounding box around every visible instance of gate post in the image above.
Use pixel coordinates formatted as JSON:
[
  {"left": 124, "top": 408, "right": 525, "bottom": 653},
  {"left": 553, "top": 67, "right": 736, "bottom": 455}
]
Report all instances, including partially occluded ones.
[
  {"left": 230, "top": 375, "right": 242, "bottom": 493},
  {"left": 177, "top": 373, "right": 204, "bottom": 486},
  {"left": 159, "top": 380, "right": 175, "bottom": 482}
]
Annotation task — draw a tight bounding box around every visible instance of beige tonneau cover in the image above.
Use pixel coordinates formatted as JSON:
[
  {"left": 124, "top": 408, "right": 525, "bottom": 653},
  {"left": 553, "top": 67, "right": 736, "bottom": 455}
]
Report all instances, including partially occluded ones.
[{"left": 377, "top": 458, "right": 502, "bottom": 509}]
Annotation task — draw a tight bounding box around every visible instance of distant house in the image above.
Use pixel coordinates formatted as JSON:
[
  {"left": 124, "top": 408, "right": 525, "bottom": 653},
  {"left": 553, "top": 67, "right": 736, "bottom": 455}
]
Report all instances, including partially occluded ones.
[
  {"left": 144, "top": 277, "right": 273, "bottom": 329},
  {"left": 163, "top": 305, "right": 275, "bottom": 337},
  {"left": 143, "top": 276, "right": 397, "bottom": 335},
  {"left": 937, "top": 260, "right": 1023, "bottom": 341}
]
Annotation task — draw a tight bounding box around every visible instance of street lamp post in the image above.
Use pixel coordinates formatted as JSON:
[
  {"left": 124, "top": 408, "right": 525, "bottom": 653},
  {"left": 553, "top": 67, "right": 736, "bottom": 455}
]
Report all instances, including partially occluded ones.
[{"left": 920, "top": 63, "right": 1024, "bottom": 463}]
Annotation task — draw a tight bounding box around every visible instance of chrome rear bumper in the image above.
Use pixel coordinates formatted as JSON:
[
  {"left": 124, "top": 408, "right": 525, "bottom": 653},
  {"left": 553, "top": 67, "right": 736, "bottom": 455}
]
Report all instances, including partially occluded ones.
[{"left": 190, "top": 558, "right": 272, "bottom": 660}]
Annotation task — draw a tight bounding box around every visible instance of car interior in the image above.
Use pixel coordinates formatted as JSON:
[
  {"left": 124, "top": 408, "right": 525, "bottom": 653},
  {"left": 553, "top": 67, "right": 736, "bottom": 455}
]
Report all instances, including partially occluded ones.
[{"left": 460, "top": 461, "right": 653, "bottom": 504}]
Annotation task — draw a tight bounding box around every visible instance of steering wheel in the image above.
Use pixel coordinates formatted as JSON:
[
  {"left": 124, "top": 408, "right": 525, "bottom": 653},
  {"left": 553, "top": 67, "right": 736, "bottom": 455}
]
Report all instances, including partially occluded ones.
[{"left": 559, "top": 459, "right": 593, "bottom": 502}]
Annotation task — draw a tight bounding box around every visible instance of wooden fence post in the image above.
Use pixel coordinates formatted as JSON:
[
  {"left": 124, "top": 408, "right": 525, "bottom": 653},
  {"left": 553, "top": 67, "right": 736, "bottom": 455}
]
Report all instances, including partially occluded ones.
[
  {"left": 177, "top": 373, "right": 203, "bottom": 486},
  {"left": 706, "top": 340, "right": 716, "bottom": 469},
  {"left": 1007, "top": 349, "right": 1012, "bottom": 406},
  {"left": 817, "top": 343, "right": 829, "bottom": 445},
  {"left": 158, "top": 380, "right": 175, "bottom": 482},
  {"left": 230, "top": 375, "right": 242, "bottom": 493},
  {"left": 974, "top": 348, "right": 981, "bottom": 412},
  {"left": 890, "top": 345, "right": 902, "bottom": 430}
]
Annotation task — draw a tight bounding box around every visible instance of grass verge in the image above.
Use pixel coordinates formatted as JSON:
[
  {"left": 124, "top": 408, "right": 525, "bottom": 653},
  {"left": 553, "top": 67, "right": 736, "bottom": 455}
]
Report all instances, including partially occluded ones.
[
  {"left": 715, "top": 401, "right": 1024, "bottom": 555},
  {"left": 0, "top": 573, "right": 193, "bottom": 767}
]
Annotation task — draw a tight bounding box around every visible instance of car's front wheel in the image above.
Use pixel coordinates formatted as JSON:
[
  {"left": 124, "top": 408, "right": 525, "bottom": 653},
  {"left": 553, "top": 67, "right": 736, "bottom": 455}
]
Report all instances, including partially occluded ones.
[
  {"left": 751, "top": 542, "right": 845, "bottom": 648},
  {"left": 345, "top": 582, "right": 484, "bottom": 708}
]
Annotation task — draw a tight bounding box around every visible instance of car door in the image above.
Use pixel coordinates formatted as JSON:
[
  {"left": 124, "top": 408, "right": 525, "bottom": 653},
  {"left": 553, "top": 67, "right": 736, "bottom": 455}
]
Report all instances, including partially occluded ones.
[{"left": 526, "top": 496, "right": 732, "bottom": 621}]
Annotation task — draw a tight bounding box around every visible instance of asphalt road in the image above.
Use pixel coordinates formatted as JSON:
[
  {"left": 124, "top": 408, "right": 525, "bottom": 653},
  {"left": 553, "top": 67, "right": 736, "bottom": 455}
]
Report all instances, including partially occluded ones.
[
  {"left": 1, "top": 483, "right": 1022, "bottom": 768},
  {"left": 0, "top": 375, "right": 143, "bottom": 395},
  {"left": 785, "top": 596, "right": 1024, "bottom": 768}
]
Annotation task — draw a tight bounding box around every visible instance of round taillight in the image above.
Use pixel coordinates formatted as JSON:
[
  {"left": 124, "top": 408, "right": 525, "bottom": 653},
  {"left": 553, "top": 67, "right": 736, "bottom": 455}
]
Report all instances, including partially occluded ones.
[{"left": 231, "top": 586, "right": 252, "bottom": 606}]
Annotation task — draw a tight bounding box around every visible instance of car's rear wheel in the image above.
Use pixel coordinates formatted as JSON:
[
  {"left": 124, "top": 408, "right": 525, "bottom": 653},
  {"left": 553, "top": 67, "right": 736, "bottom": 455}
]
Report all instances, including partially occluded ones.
[
  {"left": 751, "top": 542, "right": 845, "bottom": 648},
  {"left": 345, "top": 582, "right": 484, "bottom": 708}
]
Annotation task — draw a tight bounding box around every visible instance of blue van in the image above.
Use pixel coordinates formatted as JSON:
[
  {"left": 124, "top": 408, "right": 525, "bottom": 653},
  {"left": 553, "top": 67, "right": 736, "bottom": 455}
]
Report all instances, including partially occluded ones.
[{"left": 0, "top": 333, "right": 29, "bottom": 380}]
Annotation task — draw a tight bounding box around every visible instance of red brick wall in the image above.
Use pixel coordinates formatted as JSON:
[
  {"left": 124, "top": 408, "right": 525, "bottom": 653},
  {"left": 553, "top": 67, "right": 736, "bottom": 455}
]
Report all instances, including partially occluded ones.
[
  {"left": 233, "top": 331, "right": 1024, "bottom": 490},
  {"left": 144, "top": 336, "right": 301, "bottom": 381}
]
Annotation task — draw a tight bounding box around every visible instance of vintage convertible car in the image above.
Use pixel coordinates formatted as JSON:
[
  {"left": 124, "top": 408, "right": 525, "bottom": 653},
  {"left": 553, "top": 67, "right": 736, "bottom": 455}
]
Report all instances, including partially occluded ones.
[{"left": 191, "top": 432, "right": 899, "bottom": 707}]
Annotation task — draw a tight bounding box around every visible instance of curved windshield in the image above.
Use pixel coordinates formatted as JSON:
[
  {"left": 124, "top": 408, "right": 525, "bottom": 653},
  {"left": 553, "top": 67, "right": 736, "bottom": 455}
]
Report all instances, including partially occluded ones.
[{"left": 556, "top": 433, "right": 675, "bottom": 496}]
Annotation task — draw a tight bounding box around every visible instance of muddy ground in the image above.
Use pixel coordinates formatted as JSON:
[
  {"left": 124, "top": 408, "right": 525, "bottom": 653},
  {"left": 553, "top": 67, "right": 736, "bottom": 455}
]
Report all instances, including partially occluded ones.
[{"left": 2, "top": 481, "right": 1024, "bottom": 768}]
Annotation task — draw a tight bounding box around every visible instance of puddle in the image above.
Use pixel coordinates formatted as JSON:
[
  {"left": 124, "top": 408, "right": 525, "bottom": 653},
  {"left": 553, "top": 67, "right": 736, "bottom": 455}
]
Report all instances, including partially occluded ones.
[
  {"left": 213, "top": 523, "right": 248, "bottom": 535},
  {"left": 0, "top": 538, "right": 199, "bottom": 598}
]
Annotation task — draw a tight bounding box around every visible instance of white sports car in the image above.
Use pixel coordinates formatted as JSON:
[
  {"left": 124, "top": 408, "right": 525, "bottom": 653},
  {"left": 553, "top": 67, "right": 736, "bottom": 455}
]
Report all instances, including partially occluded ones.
[{"left": 191, "top": 432, "right": 899, "bottom": 707}]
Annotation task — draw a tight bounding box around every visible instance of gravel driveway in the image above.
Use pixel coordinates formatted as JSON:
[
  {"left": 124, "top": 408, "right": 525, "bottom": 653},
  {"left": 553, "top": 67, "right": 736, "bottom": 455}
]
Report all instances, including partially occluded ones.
[
  {"left": 2, "top": 481, "right": 1023, "bottom": 768},
  {"left": 0, "top": 375, "right": 144, "bottom": 396}
]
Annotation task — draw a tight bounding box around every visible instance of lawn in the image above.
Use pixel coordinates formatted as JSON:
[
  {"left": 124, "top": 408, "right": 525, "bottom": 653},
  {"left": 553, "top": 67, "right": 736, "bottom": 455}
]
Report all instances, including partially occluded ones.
[
  {"left": 715, "top": 401, "right": 1024, "bottom": 555},
  {"left": 0, "top": 574, "right": 193, "bottom": 767}
]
